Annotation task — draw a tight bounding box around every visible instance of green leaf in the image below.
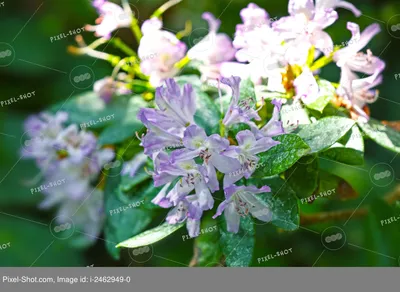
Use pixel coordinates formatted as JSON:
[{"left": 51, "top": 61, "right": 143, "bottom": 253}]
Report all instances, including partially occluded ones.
[
  {"left": 248, "top": 177, "right": 299, "bottom": 231},
  {"left": 358, "top": 118, "right": 400, "bottom": 153},
  {"left": 305, "top": 79, "right": 334, "bottom": 113},
  {"left": 116, "top": 222, "right": 185, "bottom": 248},
  {"left": 0, "top": 215, "right": 84, "bottom": 267},
  {"left": 253, "top": 134, "right": 311, "bottom": 177},
  {"left": 104, "top": 165, "right": 154, "bottom": 259},
  {"left": 98, "top": 122, "right": 142, "bottom": 146},
  {"left": 321, "top": 125, "right": 364, "bottom": 165},
  {"left": 219, "top": 216, "right": 255, "bottom": 267},
  {"left": 285, "top": 155, "right": 319, "bottom": 198},
  {"left": 296, "top": 117, "right": 355, "bottom": 153},
  {"left": 364, "top": 199, "right": 399, "bottom": 266},
  {"left": 191, "top": 214, "right": 222, "bottom": 267},
  {"left": 52, "top": 92, "right": 147, "bottom": 145},
  {"left": 194, "top": 90, "right": 221, "bottom": 135},
  {"left": 239, "top": 78, "right": 256, "bottom": 105},
  {"left": 97, "top": 97, "right": 147, "bottom": 146}
]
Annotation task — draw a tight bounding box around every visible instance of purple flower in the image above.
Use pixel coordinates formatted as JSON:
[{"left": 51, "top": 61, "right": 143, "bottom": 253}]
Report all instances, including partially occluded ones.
[
  {"left": 257, "top": 99, "right": 285, "bottom": 138},
  {"left": 316, "top": 0, "right": 361, "bottom": 17},
  {"left": 222, "top": 76, "right": 261, "bottom": 128},
  {"left": 86, "top": 0, "right": 132, "bottom": 39},
  {"left": 23, "top": 111, "right": 114, "bottom": 245},
  {"left": 188, "top": 12, "right": 236, "bottom": 80},
  {"left": 122, "top": 152, "right": 148, "bottom": 177},
  {"left": 138, "top": 79, "right": 197, "bottom": 157},
  {"left": 213, "top": 185, "right": 272, "bottom": 233},
  {"left": 150, "top": 151, "right": 215, "bottom": 211},
  {"left": 22, "top": 112, "right": 68, "bottom": 168},
  {"left": 220, "top": 130, "right": 279, "bottom": 187},
  {"left": 334, "top": 23, "right": 385, "bottom": 74},
  {"left": 93, "top": 75, "right": 131, "bottom": 103},
  {"left": 334, "top": 22, "right": 385, "bottom": 120},
  {"left": 139, "top": 18, "right": 187, "bottom": 86},
  {"left": 166, "top": 196, "right": 203, "bottom": 237},
  {"left": 172, "top": 125, "right": 241, "bottom": 191}
]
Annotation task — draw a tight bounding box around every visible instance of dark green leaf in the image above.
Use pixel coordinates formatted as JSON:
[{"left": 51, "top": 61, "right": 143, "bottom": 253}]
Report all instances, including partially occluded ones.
[
  {"left": 219, "top": 216, "right": 255, "bottom": 267},
  {"left": 248, "top": 177, "right": 299, "bottom": 231},
  {"left": 358, "top": 118, "right": 400, "bottom": 153},
  {"left": 97, "top": 122, "right": 143, "bottom": 146},
  {"left": 253, "top": 134, "right": 311, "bottom": 177},
  {"left": 296, "top": 117, "right": 355, "bottom": 153},
  {"left": 321, "top": 125, "right": 364, "bottom": 165},
  {"left": 364, "top": 199, "right": 399, "bottom": 266},
  {"left": 285, "top": 155, "right": 319, "bottom": 198},
  {"left": 104, "top": 165, "right": 154, "bottom": 259},
  {"left": 191, "top": 214, "right": 222, "bottom": 267}
]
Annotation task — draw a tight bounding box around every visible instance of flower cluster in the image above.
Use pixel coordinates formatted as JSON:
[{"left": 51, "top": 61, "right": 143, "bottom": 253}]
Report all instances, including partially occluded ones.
[
  {"left": 82, "top": 0, "right": 385, "bottom": 123},
  {"left": 219, "top": 1, "right": 384, "bottom": 121},
  {"left": 22, "top": 112, "right": 114, "bottom": 243},
  {"left": 137, "top": 77, "right": 284, "bottom": 236}
]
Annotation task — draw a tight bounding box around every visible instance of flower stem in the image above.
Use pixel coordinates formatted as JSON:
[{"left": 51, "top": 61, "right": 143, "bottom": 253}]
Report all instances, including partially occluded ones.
[
  {"left": 110, "top": 37, "right": 137, "bottom": 57},
  {"left": 152, "top": 0, "right": 183, "bottom": 18}
]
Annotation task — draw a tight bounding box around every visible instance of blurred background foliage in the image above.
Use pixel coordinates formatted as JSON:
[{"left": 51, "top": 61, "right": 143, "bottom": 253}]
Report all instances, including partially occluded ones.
[{"left": 0, "top": 0, "right": 399, "bottom": 267}]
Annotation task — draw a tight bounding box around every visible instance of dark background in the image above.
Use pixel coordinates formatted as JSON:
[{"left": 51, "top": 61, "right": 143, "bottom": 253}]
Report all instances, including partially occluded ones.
[{"left": 0, "top": 0, "right": 399, "bottom": 267}]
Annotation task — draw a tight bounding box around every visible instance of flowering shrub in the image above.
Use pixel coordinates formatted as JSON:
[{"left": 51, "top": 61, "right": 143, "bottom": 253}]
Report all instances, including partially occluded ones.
[{"left": 21, "top": 0, "right": 400, "bottom": 266}]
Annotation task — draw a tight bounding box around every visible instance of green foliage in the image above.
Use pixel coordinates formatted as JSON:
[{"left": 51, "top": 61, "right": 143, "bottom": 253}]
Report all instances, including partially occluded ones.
[
  {"left": 305, "top": 79, "right": 334, "bottom": 113},
  {"left": 296, "top": 117, "right": 355, "bottom": 153},
  {"left": 321, "top": 125, "right": 364, "bottom": 165},
  {"left": 358, "top": 118, "right": 400, "bottom": 153},
  {"left": 104, "top": 166, "right": 155, "bottom": 259},
  {"left": 117, "top": 222, "right": 185, "bottom": 249},
  {"left": 191, "top": 214, "right": 222, "bottom": 267},
  {"left": 219, "top": 216, "right": 255, "bottom": 267},
  {"left": 286, "top": 155, "right": 319, "bottom": 199},
  {"left": 51, "top": 92, "right": 146, "bottom": 146},
  {"left": 248, "top": 177, "right": 300, "bottom": 231},
  {"left": 253, "top": 134, "right": 311, "bottom": 177}
]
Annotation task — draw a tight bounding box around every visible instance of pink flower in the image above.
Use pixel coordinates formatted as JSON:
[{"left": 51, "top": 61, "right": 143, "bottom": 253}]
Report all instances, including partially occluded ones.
[
  {"left": 188, "top": 12, "right": 236, "bottom": 80},
  {"left": 86, "top": 0, "right": 132, "bottom": 39},
  {"left": 138, "top": 18, "right": 187, "bottom": 86}
]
